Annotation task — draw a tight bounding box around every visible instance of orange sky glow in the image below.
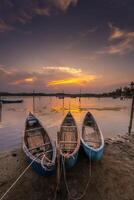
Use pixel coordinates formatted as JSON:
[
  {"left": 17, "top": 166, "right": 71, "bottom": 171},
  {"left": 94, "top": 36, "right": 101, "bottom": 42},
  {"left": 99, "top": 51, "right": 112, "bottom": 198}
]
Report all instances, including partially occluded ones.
[
  {"left": 48, "top": 75, "right": 97, "bottom": 86},
  {"left": 11, "top": 77, "right": 36, "bottom": 85}
]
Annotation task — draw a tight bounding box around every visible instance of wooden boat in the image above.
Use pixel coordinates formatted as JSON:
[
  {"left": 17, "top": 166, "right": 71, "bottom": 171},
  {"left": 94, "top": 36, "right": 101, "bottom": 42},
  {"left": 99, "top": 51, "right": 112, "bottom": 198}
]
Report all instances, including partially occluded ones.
[
  {"left": 23, "top": 112, "right": 56, "bottom": 176},
  {"left": 81, "top": 112, "right": 104, "bottom": 160},
  {"left": 0, "top": 99, "right": 23, "bottom": 104},
  {"left": 57, "top": 112, "right": 80, "bottom": 169}
]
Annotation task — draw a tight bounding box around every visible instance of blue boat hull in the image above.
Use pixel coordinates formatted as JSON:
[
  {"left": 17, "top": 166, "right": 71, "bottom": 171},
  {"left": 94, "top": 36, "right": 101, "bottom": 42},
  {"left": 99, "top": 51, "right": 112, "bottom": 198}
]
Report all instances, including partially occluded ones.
[
  {"left": 62, "top": 152, "right": 79, "bottom": 170},
  {"left": 81, "top": 141, "right": 104, "bottom": 161},
  {"left": 26, "top": 155, "right": 56, "bottom": 176}
]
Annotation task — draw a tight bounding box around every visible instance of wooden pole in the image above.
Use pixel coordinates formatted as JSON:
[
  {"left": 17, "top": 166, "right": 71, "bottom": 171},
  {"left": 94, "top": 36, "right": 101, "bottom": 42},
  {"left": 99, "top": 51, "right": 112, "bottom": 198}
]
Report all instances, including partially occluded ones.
[
  {"left": 0, "top": 101, "right": 2, "bottom": 123},
  {"left": 128, "top": 82, "right": 134, "bottom": 135},
  {"left": 33, "top": 90, "right": 35, "bottom": 114},
  {"left": 62, "top": 93, "right": 64, "bottom": 110},
  {"left": 128, "top": 96, "right": 134, "bottom": 134},
  {"left": 57, "top": 131, "right": 61, "bottom": 192},
  {"left": 62, "top": 98, "right": 64, "bottom": 116},
  {"left": 79, "top": 89, "right": 81, "bottom": 110},
  {"left": 69, "top": 102, "right": 71, "bottom": 111}
]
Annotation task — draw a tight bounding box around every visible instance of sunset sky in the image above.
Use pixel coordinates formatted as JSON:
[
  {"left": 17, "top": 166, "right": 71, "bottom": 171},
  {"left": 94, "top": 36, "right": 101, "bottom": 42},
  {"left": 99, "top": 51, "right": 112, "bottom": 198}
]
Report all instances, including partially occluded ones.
[{"left": 0, "top": 0, "right": 134, "bottom": 93}]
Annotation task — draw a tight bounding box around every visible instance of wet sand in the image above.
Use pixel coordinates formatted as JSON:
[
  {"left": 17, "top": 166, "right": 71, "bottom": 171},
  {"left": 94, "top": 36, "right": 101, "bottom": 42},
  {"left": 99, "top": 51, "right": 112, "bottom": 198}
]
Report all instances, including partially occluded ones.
[{"left": 0, "top": 134, "right": 134, "bottom": 200}]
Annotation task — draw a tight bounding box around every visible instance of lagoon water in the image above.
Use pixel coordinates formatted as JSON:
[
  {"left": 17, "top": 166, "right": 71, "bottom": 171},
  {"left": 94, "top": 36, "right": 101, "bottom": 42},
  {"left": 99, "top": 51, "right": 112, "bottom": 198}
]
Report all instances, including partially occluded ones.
[{"left": 0, "top": 96, "right": 133, "bottom": 151}]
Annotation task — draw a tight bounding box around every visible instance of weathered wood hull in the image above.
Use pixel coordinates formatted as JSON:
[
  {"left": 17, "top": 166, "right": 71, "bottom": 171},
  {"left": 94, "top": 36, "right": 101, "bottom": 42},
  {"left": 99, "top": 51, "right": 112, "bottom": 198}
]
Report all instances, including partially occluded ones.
[{"left": 0, "top": 99, "right": 23, "bottom": 104}]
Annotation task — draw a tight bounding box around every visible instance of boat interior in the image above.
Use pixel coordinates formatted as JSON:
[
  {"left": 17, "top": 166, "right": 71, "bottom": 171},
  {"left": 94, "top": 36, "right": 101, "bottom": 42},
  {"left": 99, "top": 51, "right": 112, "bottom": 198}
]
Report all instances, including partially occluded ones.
[
  {"left": 59, "top": 114, "right": 78, "bottom": 155},
  {"left": 24, "top": 115, "right": 53, "bottom": 162},
  {"left": 82, "top": 114, "right": 101, "bottom": 149}
]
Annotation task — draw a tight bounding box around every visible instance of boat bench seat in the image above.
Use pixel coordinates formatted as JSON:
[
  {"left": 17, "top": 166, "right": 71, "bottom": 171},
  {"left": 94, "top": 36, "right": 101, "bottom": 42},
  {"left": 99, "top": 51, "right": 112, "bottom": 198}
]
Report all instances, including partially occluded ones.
[
  {"left": 26, "top": 127, "right": 43, "bottom": 132},
  {"left": 61, "top": 147, "right": 75, "bottom": 149},
  {"left": 61, "top": 147, "right": 75, "bottom": 151},
  {"left": 59, "top": 141, "right": 77, "bottom": 144},
  {"left": 34, "top": 149, "right": 53, "bottom": 154},
  {"left": 29, "top": 142, "right": 51, "bottom": 151},
  {"left": 61, "top": 126, "right": 76, "bottom": 128},
  {"left": 26, "top": 128, "right": 43, "bottom": 137},
  {"left": 27, "top": 132, "right": 42, "bottom": 137}
]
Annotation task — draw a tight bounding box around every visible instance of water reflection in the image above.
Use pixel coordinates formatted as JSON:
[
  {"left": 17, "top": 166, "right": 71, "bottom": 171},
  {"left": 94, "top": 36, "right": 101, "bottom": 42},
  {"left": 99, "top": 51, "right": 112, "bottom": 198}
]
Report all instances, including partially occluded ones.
[{"left": 0, "top": 96, "right": 133, "bottom": 151}]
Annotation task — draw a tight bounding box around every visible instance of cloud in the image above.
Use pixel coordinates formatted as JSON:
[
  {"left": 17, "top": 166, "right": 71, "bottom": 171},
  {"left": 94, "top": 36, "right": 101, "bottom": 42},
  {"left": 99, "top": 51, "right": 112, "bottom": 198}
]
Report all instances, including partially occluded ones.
[
  {"left": 0, "top": 66, "right": 10, "bottom": 75},
  {"left": 100, "top": 39, "right": 133, "bottom": 55},
  {"left": 42, "top": 66, "right": 82, "bottom": 75},
  {"left": 53, "top": 0, "right": 78, "bottom": 11},
  {"left": 80, "top": 24, "right": 134, "bottom": 60},
  {"left": 0, "top": 19, "right": 13, "bottom": 32},
  {"left": 4, "top": 0, "right": 14, "bottom": 7},
  {"left": 79, "top": 27, "right": 97, "bottom": 38},
  {"left": 0, "top": 65, "right": 37, "bottom": 87},
  {"left": 0, "top": 65, "right": 16, "bottom": 75},
  {"left": 48, "top": 75, "right": 97, "bottom": 86},
  {"left": 0, "top": 64, "right": 100, "bottom": 91},
  {"left": 44, "top": 65, "right": 100, "bottom": 87},
  {"left": 34, "top": 7, "right": 51, "bottom": 16},
  {"left": 97, "top": 23, "right": 134, "bottom": 56},
  {"left": 108, "top": 23, "right": 125, "bottom": 40},
  {"left": 0, "top": 0, "right": 79, "bottom": 32},
  {"left": 34, "top": 0, "right": 78, "bottom": 16},
  {"left": 13, "top": 11, "right": 33, "bottom": 24},
  {"left": 65, "top": 26, "right": 97, "bottom": 50},
  {"left": 10, "top": 77, "right": 37, "bottom": 85}
]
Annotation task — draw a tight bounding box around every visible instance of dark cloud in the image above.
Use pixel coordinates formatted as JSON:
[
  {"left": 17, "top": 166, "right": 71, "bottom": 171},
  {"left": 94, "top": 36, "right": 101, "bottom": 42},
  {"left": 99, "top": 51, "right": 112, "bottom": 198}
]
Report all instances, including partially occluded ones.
[
  {"left": 98, "top": 24, "right": 134, "bottom": 55},
  {"left": 34, "top": 7, "right": 51, "bottom": 16},
  {"left": 0, "top": 0, "right": 79, "bottom": 31},
  {"left": 0, "top": 19, "right": 13, "bottom": 32},
  {"left": 65, "top": 27, "right": 97, "bottom": 49},
  {"left": 52, "top": 0, "right": 78, "bottom": 11}
]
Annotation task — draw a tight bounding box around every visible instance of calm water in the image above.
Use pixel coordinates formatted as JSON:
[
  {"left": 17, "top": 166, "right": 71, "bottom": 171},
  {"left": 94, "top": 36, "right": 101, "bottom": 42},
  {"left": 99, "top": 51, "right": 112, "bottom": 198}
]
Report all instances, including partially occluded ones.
[{"left": 0, "top": 96, "right": 133, "bottom": 151}]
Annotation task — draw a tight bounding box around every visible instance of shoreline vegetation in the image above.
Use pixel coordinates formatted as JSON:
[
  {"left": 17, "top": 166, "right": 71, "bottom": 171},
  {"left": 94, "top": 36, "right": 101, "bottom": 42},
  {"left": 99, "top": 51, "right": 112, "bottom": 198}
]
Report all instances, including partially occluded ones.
[
  {"left": 0, "top": 133, "right": 134, "bottom": 200},
  {"left": 0, "top": 84, "right": 133, "bottom": 98}
]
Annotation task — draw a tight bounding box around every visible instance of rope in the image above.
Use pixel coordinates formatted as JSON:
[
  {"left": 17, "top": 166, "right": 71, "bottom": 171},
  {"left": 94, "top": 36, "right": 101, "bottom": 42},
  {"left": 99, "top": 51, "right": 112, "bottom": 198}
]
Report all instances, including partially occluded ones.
[
  {"left": 53, "top": 166, "right": 62, "bottom": 200},
  {"left": 92, "top": 163, "right": 103, "bottom": 200},
  {"left": 62, "top": 150, "right": 92, "bottom": 200},
  {"left": 41, "top": 154, "right": 54, "bottom": 167},
  {"left": 53, "top": 146, "right": 63, "bottom": 200},
  {"left": 0, "top": 154, "right": 41, "bottom": 200}
]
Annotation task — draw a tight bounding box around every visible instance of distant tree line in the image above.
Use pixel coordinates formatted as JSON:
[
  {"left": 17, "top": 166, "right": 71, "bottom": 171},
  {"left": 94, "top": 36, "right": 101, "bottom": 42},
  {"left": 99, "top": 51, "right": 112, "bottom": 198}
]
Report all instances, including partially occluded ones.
[
  {"left": 0, "top": 82, "right": 133, "bottom": 98},
  {"left": 110, "top": 85, "right": 133, "bottom": 98}
]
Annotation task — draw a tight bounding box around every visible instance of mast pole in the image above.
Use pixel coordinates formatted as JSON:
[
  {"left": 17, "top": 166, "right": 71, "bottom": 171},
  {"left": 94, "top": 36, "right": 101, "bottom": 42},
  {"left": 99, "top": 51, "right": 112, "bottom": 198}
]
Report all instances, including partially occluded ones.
[
  {"left": 33, "top": 90, "right": 35, "bottom": 114},
  {"left": 128, "top": 82, "right": 134, "bottom": 135}
]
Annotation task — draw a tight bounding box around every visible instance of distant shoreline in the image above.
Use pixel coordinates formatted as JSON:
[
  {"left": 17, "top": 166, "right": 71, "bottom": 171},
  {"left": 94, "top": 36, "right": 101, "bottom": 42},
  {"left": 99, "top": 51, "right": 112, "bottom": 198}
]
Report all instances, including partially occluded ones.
[
  {"left": 0, "top": 84, "right": 133, "bottom": 98},
  {"left": 0, "top": 92, "right": 132, "bottom": 98}
]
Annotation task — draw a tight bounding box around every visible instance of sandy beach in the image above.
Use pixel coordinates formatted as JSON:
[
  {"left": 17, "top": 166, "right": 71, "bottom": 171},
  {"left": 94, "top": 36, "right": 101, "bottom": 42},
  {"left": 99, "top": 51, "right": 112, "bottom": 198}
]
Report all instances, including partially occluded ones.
[{"left": 0, "top": 134, "right": 134, "bottom": 200}]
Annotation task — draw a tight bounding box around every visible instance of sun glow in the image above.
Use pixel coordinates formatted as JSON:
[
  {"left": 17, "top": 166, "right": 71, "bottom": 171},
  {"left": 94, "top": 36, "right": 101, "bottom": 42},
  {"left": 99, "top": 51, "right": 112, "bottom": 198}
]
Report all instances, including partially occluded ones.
[
  {"left": 25, "top": 77, "right": 34, "bottom": 82},
  {"left": 48, "top": 75, "right": 97, "bottom": 86},
  {"left": 11, "top": 77, "right": 36, "bottom": 85}
]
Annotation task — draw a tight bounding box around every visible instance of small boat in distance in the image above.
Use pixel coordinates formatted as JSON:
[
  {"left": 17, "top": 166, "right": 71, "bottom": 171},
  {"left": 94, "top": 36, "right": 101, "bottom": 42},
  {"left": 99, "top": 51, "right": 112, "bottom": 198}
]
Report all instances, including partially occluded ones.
[
  {"left": 23, "top": 112, "right": 56, "bottom": 176},
  {"left": 57, "top": 112, "right": 80, "bottom": 169},
  {"left": 81, "top": 112, "right": 104, "bottom": 160},
  {"left": 0, "top": 99, "right": 23, "bottom": 104}
]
